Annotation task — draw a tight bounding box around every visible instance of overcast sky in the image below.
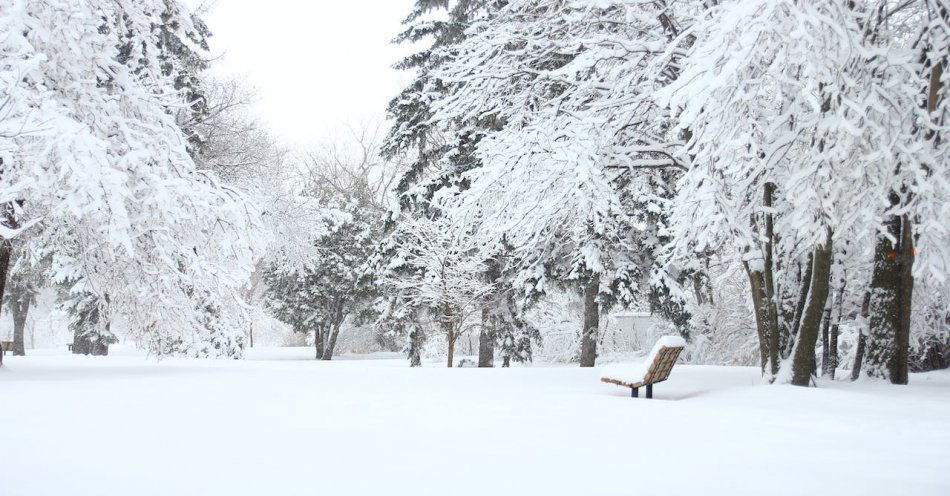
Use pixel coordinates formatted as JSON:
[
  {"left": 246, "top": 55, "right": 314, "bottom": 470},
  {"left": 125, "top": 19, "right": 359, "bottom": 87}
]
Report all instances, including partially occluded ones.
[{"left": 196, "top": 0, "right": 417, "bottom": 148}]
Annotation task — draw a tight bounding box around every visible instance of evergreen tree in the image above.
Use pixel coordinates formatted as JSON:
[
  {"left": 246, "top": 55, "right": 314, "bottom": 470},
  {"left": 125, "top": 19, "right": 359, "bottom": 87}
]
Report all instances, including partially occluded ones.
[{"left": 265, "top": 200, "right": 379, "bottom": 360}]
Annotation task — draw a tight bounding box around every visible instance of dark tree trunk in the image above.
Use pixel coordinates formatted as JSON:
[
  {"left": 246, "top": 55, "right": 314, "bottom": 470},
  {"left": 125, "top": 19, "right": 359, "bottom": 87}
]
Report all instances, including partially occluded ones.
[
  {"left": 744, "top": 265, "right": 771, "bottom": 373},
  {"left": 865, "top": 211, "right": 914, "bottom": 384},
  {"left": 408, "top": 326, "right": 424, "bottom": 367},
  {"left": 822, "top": 282, "right": 845, "bottom": 379},
  {"left": 827, "top": 323, "right": 840, "bottom": 380},
  {"left": 314, "top": 328, "right": 325, "bottom": 360},
  {"left": 502, "top": 355, "right": 511, "bottom": 368},
  {"left": 762, "top": 182, "right": 782, "bottom": 374},
  {"left": 819, "top": 300, "right": 832, "bottom": 376},
  {"left": 852, "top": 332, "right": 867, "bottom": 381},
  {"left": 0, "top": 238, "right": 11, "bottom": 367},
  {"left": 790, "top": 254, "right": 814, "bottom": 342},
  {"left": 477, "top": 319, "right": 494, "bottom": 367},
  {"left": 579, "top": 278, "right": 600, "bottom": 367},
  {"left": 743, "top": 183, "right": 783, "bottom": 376},
  {"left": 864, "top": 6, "right": 948, "bottom": 383},
  {"left": 851, "top": 292, "right": 871, "bottom": 381},
  {"left": 321, "top": 321, "right": 343, "bottom": 361},
  {"left": 791, "top": 233, "right": 833, "bottom": 386},
  {"left": 0, "top": 170, "right": 18, "bottom": 366},
  {"left": 11, "top": 291, "right": 30, "bottom": 356},
  {"left": 444, "top": 303, "right": 456, "bottom": 368},
  {"left": 446, "top": 335, "right": 455, "bottom": 368}
]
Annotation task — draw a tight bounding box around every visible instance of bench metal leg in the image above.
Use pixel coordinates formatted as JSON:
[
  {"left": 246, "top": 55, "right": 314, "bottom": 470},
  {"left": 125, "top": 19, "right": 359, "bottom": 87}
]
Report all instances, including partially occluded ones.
[
  {"left": 631, "top": 387, "right": 638, "bottom": 398},
  {"left": 646, "top": 384, "right": 653, "bottom": 399}
]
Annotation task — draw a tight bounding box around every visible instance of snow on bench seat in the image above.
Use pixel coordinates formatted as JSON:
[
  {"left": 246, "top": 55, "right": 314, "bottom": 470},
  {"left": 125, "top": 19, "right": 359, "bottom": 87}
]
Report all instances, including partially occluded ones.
[{"left": 600, "top": 336, "right": 686, "bottom": 396}]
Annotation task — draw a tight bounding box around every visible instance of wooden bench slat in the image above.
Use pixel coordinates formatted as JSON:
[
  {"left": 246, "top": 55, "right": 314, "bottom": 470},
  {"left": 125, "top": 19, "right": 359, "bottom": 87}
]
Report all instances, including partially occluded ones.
[{"left": 600, "top": 344, "right": 684, "bottom": 395}]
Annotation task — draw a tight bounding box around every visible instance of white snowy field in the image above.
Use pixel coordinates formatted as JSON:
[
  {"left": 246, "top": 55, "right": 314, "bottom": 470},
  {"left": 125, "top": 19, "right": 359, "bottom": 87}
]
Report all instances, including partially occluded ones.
[{"left": 1, "top": 348, "right": 948, "bottom": 496}]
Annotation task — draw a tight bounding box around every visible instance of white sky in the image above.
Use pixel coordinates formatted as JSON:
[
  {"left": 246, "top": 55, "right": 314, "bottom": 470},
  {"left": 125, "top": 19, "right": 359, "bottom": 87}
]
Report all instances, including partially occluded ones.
[{"left": 195, "top": 0, "right": 417, "bottom": 148}]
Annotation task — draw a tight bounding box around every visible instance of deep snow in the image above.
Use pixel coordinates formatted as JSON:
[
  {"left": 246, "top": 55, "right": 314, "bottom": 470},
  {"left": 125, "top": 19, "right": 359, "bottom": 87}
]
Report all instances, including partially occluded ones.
[{"left": 1, "top": 347, "right": 948, "bottom": 496}]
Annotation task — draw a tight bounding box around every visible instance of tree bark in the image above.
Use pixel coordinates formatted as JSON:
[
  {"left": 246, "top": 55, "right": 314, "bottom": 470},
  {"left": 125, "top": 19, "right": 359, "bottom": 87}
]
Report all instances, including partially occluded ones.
[
  {"left": 762, "top": 182, "right": 782, "bottom": 374},
  {"left": 851, "top": 292, "right": 871, "bottom": 381},
  {"left": 0, "top": 237, "right": 12, "bottom": 367},
  {"left": 744, "top": 264, "right": 771, "bottom": 373},
  {"left": 852, "top": 332, "right": 866, "bottom": 381},
  {"left": 11, "top": 290, "right": 30, "bottom": 356},
  {"left": 321, "top": 320, "right": 343, "bottom": 361},
  {"left": 579, "top": 278, "right": 600, "bottom": 367},
  {"left": 827, "top": 323, "right": 840, "bottom": 380},
  {"left": 408, "top": 325, "right": 424, "bottom": 367},
  {"left": 444, "top": 303, "right": 455, "bottom": 368},
  {"left": 819, "top": 300, "right": 832, "bottom": 376},
  {"left": 314, "top": 327, "right": 325, "bottom": 360},
  {"left": 743, "top": 182, "right": 783, "bottom": 376},
  {"left": 822, "top": 283, "right": 844, "bottom": 379},
  {"left": 865, "top": 211, "right": 914, "bottom": 384},
  {"left": 791, "top": 233, "right": 833, "bottom": 386},
  {"left": 446, "top": 333, "right": 455, "bottom": 368},
  {"left": 477, "top": 317, "right": 494, "bottom": 367},
  {"left": 790, "top": 254, "right": 814, "bottom": 342}
]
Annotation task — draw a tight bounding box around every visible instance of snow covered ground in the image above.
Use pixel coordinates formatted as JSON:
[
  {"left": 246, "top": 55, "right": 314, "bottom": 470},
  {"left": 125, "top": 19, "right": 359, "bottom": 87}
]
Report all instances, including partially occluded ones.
[{"left": 1, "top": 348, "right": 948, "bottom": 496}]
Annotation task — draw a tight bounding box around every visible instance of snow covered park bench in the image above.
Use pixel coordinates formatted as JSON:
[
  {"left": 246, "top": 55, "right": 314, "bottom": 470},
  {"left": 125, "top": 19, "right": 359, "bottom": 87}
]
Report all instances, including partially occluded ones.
[
  {"left": 0, "top": 341, "right": 13, "bottom": 356},
  {"left": 600, "top": 336, "right": 686, "bottom": 398}
]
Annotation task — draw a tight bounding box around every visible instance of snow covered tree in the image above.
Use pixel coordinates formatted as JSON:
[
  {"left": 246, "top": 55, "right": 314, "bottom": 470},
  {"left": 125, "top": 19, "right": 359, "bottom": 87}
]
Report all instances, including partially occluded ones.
[
  {"left": 0, "top": 0, "right": 264, "bottom": 358},
  {"left": 2, "top": 244, "right": 43, "bottom": 356},
  {"left": 661, "top": 0, "right": 949, "bottom": 384},
  {"left": 863, "top": 0, "right": 949, "bottom": 384},
  {"left": 383, "top": 0, "right": 511, "bottom": 366},
  {"left": 265, "top": 201, "right": 378, "bottom": 360},
  {"left": 430, "top": 0, "right": 698, "bottom": 366},
  {"left": 378, "top": 213, "right": 494, "bottom": 367}
]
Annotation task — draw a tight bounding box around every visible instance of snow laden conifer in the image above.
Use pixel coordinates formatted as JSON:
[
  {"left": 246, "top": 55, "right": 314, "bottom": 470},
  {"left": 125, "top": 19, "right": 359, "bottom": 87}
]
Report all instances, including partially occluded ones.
[
  {"left": 264, "top": 200, "right": 379, "bottom": 360},
  {"left": 381, "top": 0, "right": 528, "bottom": 366},
  {"left": 0, "top": 0, "right": 264, "bottom": 357},
  {"left": 431, "top": 0, "right": 699, "bottom": 366}
]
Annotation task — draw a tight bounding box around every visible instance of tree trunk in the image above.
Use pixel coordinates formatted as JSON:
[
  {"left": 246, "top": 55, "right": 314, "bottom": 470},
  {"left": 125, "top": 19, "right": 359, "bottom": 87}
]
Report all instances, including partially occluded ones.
[
  {"left": 865, "top": 212, "right": 914, "bottom": 384},
  {"left": 791, "top": 233, "right": 833, "bottom": 386},
  {"left": 822, "top": 282, "right": 845, "bottom": 379},
  {"left": 790, "top": 254, "right": 814, "bottom": 342},
  {"left": 0, "top": 239, "right": 11, "bottom": 367},
  {"left": 322, "top": 321, "right": 343, "bottom": 361},
  {"left": 446, "top": 334, "right": 455, "bottom": 368},
  {"left": 828, "top": 323, "right": 840, "bottom": 380},
  {"left": 851, "top": 292, "right": 871, "bottom": 381},
  {"left": 761, "top": 182, "right": 782, "bottom": 375},
  {"left": 314, "top": 328, "right": 325, "bottom": 360},
  {"left": 819, "top": 300, "right": 832, "bottom": 376},
  {"left": 408, "top": 326, "right": 423, "bottom": 367},
  {"left": 11, "top": 291, "right": 30, "bottom": 356},
  {"left": 743, "top": 183, "right": 783, "bottom": 376},
  {"left": 744, "top": 264, "right": 771, "bottom": 373},
  {"left": 477, "top": 320, "right": 494, "bottom": 368},
  {"left": 444, "top": 303, "right": 456, "bottom": 368},
  {"left": 579, "top": 278, "right": 600, "bottom": 367}
]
